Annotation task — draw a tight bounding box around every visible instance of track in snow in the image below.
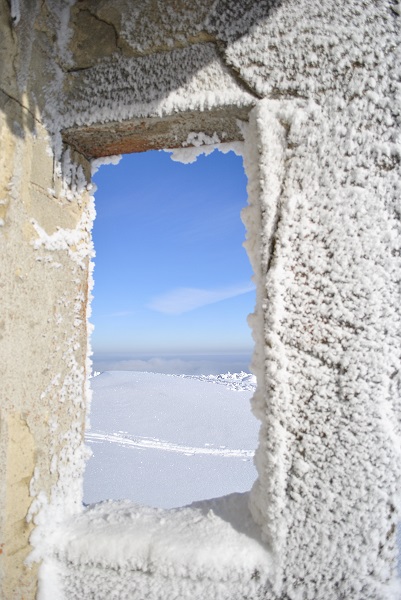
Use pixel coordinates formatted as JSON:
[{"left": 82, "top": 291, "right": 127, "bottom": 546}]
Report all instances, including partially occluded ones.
[{"left": 86, "top": 431, "right": 254, "bottom": 459}]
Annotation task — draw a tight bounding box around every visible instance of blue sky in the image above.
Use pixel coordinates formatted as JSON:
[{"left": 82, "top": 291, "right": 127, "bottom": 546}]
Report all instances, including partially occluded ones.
[{"left": 91, "top": 149, "right": 255, "bottom": 371}]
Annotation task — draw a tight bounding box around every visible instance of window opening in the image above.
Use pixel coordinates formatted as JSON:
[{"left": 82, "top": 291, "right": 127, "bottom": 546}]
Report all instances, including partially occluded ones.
[{"left": 84, "top": 148, "right": 258, "bottom": 508}]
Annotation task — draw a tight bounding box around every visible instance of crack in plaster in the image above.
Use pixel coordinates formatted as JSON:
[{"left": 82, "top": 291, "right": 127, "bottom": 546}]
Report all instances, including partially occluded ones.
[
  {"left": 81, "top": 8, "right": 124, "bottom": 54},
  {"left": 0, "top": 87, "right": 40, "bottom": 126}
]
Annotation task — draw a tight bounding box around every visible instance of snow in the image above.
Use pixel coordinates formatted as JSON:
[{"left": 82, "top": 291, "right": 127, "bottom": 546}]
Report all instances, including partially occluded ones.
[
  {"left": 31, "top": 196, "right": 95, "bottom": 269},
  {"left": 84, "top": 371, "right": 258, "bottom": 508},
  {"left": 10, "top": 0, "right": 21, "bottom": 26},
  {"left": 37, "top": 371, "right": 271, "bottom": 599},
  {"left": 91, "top": 154, "right": 122, "bottom": 176},
  {"left": 45, "top": 494, "right": 272, "bottom": 600},
  {"left": 166, "top": 134, "right": 244, "bottom": 165},
  {"left": 86, "top": 432, "right": 253, "bottom": 459},
  {"left": 177, "top": 371, "right": 257, "bottom": 392}
]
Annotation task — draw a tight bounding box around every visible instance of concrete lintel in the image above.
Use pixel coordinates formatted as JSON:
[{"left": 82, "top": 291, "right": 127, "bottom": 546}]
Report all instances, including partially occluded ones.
[{"left": 61, "top": 105, "right": 252, "bottom": 159}]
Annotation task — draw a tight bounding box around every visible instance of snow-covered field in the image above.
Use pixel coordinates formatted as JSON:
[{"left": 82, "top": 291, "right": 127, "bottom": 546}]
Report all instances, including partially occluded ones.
[{"left": 84, "top": 371, "right": 259, "bottom": 508}]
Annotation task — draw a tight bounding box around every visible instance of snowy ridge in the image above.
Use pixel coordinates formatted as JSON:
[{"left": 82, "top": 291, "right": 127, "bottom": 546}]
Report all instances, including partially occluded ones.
[{"left": 175, "top": 371, "right": 257, "bottom": 391}]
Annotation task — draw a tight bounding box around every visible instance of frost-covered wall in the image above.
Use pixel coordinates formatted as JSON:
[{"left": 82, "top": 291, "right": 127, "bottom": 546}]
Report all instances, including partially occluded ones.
[
  {"left": 235, "top": 3, "right": 401, "bottom": 596},
  {"left": 0, "top": 0, "right": 400, "bottom": 599},
  {"left": 0, "top": 2, "right": 93, "bottom": 598},
  {"left": 245, "top": 98, "right": 401, "bottom": 598}
]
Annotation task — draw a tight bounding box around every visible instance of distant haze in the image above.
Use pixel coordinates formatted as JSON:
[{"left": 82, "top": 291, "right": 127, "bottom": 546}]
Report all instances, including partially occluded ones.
[{"left": 92, "top": 352, "right": 253, "bottom": 376}]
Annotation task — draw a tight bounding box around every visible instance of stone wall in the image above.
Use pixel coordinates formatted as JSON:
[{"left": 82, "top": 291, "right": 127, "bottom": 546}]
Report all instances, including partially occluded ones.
[
  {"left": 1, "top": 3, "right": 92, "bottom": 598},
  {"left": 0, "top": 1, "right": 400, "bottom": 598}
]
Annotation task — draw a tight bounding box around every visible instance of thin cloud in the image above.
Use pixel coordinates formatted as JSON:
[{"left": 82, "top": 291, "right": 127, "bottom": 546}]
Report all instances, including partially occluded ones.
[
  {"left": 103, "top": 311, "right": 135, "bottom": 318},
  {"left": 147, "top": 283, "right": 255, "bottom": 315}
]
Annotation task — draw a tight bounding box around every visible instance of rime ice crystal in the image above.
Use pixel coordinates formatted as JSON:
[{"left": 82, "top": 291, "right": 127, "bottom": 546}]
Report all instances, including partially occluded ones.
[{"left": 1, "top": 0, "right": 400, "bottom": 598}]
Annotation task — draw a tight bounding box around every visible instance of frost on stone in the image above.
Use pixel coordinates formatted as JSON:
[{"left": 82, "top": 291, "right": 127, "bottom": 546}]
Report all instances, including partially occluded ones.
[
  {"left": 91, "top": 154, "right": 122, "bottom": 176},
  {"left": 119, "top": 0, "right": 216, "bottom": 53},
  {"left": 27, "top": 184, "right": 96, "bottom": 574},
  {"left": 166, "top": 132, "right": 244, "bottom": 164},
  {"left": 10, "top": 0, "right": 21, "bottom": 25},
  {"left": 40, "top": 493, "right": 273, "bottom": 600},
  {"left": 28, "top": 319, "right": 93, "bottom": 569},
  {"left": 11, "top": 0, "right": 400, "bottom": 598},
  {"left": 31, "top": 200, "right": 94, "bottom": 270},
  {"left": 245, "top": 91, "right": 401, "bottom": 598},
  {"left": 221, "top": 0, "right": 400, "bottom": 101},
  {"left": 55, "top": 0, "right": 76, "bottom": 67},
  {"left": 62, "top": 43, "right": 254, "bottom": 128}
]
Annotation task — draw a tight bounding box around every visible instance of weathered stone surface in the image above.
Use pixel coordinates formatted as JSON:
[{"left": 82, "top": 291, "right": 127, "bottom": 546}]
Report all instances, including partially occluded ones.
[
  {"left": 62, "top": 106, "right": 251, "bottom": 158},
  {"left": 3, "top": 414, "right": 37, "bottom": 600},
  {"left": 69, "top": 8, "right": 121, "bottom": 70},
  {"left": 1, "top": 0, "right": 400, "bottom": 598},
  {"left": 1, "top": 4, "right": 92, "bottom": 599},
  {"left": 69, "top": 0, "right": 217, "bottom": 63}
]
